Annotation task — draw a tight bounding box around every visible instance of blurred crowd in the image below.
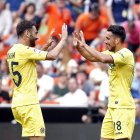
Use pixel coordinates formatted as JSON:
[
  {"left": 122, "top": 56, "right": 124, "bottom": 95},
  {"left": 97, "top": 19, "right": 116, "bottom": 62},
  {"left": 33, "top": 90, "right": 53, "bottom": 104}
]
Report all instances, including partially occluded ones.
[{"left": 0, "top": 0, "right": 140, "bottom": 123}]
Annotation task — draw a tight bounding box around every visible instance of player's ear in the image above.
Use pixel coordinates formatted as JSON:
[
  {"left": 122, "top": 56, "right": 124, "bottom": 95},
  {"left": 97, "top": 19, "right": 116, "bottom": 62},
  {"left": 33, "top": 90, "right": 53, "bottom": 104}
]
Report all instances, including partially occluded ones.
[
  {"left": 25, "top": 30, "right": 30, "bottom": 38},
  {"left": 115, "top": 38, "right": 119, "bottom": 45}
]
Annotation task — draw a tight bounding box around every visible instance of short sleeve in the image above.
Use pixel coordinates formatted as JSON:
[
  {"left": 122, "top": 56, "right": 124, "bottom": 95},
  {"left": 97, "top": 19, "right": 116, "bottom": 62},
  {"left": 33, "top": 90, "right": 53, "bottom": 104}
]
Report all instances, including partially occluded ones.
[
  {"left": 25, "top": 47, "right": 47, "bottom": 61},
  {"left": 111, "top": 49, "right": 129, "bottom": 65}
]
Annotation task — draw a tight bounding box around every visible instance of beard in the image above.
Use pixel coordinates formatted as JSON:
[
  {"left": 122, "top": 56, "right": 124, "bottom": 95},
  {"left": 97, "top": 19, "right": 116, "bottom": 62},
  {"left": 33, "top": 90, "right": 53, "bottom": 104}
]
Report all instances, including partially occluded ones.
[
  {"left": 110, "top": 46, "right": 115, "bottom": 52},
  {"left": 29, "top": 35, "right": 37, "bottom": 47}
]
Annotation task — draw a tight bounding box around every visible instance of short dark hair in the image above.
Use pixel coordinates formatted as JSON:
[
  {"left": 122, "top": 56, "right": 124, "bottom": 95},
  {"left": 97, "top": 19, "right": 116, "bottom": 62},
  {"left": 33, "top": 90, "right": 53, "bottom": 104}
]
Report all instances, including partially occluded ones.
[
  {"left": 89, "top": 3, "right": 100, "bottom": 14},
  {"left": 107, "top": 25, "right": 126, "bottom": 43},
  {"left": 24, "top": 3, "right": 36, "bottom": 14},
  {"left": 16, "top": 20, "right": 36, "bottom": 37}
]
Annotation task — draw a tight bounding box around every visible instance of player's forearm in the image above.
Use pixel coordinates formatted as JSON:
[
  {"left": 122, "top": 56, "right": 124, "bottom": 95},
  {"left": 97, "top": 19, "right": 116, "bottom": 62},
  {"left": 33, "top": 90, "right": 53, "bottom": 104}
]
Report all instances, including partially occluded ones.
[
  {"left": 76, "top": 45, "right": 98, "bottom": 62},
  {"left": 46, "top": 39, "right": 66, "bottom": 60},
  {"left": 83, "top": 43, "right": 112, "bottom": 63}
]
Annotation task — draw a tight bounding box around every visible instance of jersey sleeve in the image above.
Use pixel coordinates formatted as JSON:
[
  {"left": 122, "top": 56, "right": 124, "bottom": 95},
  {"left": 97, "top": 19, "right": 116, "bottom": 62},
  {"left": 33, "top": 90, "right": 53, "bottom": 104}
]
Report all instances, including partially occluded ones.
[
  {"left": 110, "top": 49, "right": 129, "bottom": 65},
  {"left": 25, "top": 47, "right": 48, "bottom": 61},
  {"left": 102, "top": 49, "right": 130, "bottom": 65}
]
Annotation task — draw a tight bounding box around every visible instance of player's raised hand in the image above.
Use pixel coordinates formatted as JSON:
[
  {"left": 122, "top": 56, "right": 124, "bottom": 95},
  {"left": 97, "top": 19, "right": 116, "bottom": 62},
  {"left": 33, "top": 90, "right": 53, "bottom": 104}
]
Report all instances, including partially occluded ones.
[
  {"left": 79, "top": 30, "right": 86, "bottom": 44},
  {"left": 72, "top": 30, "right": 85, "bottom": 48},
  {"left": 72, "top": 31, "right": 80, "bottom": 47},
  {"left": 60, "top": 23, "right": 68, "bottom": 41},
  {"left": 42, "top": 29, "right": 55, "bottom": 51}
]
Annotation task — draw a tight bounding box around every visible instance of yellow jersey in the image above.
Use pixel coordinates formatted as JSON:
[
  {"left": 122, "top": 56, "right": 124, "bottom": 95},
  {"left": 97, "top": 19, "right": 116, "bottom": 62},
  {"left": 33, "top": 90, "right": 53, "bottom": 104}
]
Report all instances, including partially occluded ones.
[
  {"left": 103, "top": 48, "right": 135, "bottom": 108},
  {"left": 7, "top": 44, "right": 47, "bottom": 108}
]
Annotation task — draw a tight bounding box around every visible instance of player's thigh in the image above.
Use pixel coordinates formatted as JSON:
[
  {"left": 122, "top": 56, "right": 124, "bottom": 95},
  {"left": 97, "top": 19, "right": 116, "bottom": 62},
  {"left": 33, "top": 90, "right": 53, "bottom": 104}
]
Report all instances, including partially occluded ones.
[
  {"left": 113, "top": 108, "right": 135, "bottom": 140},
  {"left": 18, "top": 104, "right": 46, "bottom": 137},
  {"left": 101, "top": 108, "right": 114, "bottom": 139}
]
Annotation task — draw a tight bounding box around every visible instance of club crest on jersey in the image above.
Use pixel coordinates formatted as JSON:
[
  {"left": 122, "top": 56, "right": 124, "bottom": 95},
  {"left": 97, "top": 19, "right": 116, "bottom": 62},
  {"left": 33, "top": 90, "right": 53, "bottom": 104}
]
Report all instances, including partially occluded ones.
[
  {"left": 27, "top": 47, "right": 41, "bottom": 54},
  {"left": 33, "top": 48, "right": 41, "bottom": 54}
]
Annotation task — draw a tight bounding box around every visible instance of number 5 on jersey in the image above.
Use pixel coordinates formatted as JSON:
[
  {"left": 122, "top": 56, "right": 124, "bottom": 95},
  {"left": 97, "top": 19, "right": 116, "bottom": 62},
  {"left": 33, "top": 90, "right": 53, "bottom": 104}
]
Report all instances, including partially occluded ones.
[{"left": 11, "top": 61, "right": 22, "bottom": 87}]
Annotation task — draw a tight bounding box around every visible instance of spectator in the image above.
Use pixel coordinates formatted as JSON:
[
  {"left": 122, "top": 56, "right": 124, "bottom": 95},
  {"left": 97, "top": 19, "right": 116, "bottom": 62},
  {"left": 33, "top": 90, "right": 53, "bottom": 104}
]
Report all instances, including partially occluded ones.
[
  {"left": 75, "top": 3, "right": 104, "bottom": 45},
  {"left": 21, "top": 3, "right": 42, "bottom": 29},
  {"left": 81, "top": 72, "right": 109, "bottom": 124},
  {"left": 67, "top": 0, "right": 84, "bottom": 20},
  {"left": 0, "top": 78, "right": 11, "bottom": 103},
  {"left": 76, "top": 70, "right": 95, "bottom": 96},
  {"left": 53, "top": 72, "right": 69, "bottom": 97},
  {"left": 106, "top": 0, "right": 132, "bottom": 25},
  {"left": 0, "top": 38, "right": 10, "bottom": 60},
  {"left": 98, "top": 74, "right": 109, "bottom": 116},
  {"left": 36, "top": 62, "right": 54, "bottom": 103},
  {"left": 133, "top": 2, "right": 140, "bottom": 20},
  {"left": 43, "top": 0, "right": 74, "bottom": 39},
  {"left": 131, "top": 62, "right": 140, "bottom": 124},
  {"left": 122, "top": 19, "right": 140, "bottom": 54},
  {"left": 6, "top": 0, "right": 24, "bottom": 12},
  {"left": 98, "top": 76, "right": 109, "bottom": 103},
  {"left": 4, "top": 17, "right": 21, "bottom": 47},
  {"left": 89, "top": 63, "right": 108, "bottom": 105},
  {"left": 0, "top": 59, "right": 12, "bottom": 93},
  {"left": 0, "top": 0, "right": 12, "bottom": 38},
  {"left": 56, "top": 77, "right": 88, "bottom": 106},
  {"left": 24, "top": 0, "right": 43, "bottom": 15},
  {"left": 66, "top": 59, "right": 78, "bottom": 77}
]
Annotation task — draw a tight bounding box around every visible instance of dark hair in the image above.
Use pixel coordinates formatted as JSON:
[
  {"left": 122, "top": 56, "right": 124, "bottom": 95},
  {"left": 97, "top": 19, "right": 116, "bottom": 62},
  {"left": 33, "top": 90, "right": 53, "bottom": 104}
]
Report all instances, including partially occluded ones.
[
  {"left": 24, "top": 3, "right": 36, "bottom": 14},
  {"left": 107, "top": 25, "right": 126, "bottom": 43},
  {"left": 16, "top": 20, "right": 36, "bottom": 37},
  {"left": 89, "top": 3, "right": 100, "bottom": 14}
]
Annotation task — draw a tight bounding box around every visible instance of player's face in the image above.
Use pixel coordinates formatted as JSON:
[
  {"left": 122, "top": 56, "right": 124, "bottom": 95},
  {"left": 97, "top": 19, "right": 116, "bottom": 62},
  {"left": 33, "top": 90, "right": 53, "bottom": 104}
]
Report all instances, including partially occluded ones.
[
  {"left": 29, "top": 26, "right": 38, "bottom": 47},
  {"left": 104, "top": 31, "right": 116, "bottom": 52}
]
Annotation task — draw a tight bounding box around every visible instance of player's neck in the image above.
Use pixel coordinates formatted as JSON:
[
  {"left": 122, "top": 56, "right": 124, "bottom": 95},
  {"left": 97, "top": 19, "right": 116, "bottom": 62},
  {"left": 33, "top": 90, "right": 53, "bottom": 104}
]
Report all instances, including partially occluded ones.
[
  {"left": 17, "top": 38, "right": 30, "bottom": 47},
  {"left": 115, "top": 44, "right": 124, "bottom": 52}
]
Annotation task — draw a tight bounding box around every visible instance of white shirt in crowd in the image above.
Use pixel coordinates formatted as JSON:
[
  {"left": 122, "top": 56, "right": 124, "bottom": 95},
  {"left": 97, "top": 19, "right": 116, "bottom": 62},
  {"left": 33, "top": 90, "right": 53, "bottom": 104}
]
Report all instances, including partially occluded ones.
[
  {"left": 99, "top": 77, "right": 109, "bottom": 102},
  {"left": 37, "top": 75, "right": 54, "bottom": 101},
  {"left": 0, "top": 9, "right": 12, "bottom": 37},
  {"left": 56, "top": 89, "right": 88, "bottom": 106}
]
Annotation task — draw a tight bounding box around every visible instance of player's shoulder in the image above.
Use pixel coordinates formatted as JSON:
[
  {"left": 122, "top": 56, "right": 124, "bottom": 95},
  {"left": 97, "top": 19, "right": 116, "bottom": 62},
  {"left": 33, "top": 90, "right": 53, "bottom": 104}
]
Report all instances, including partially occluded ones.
[
  {"left": 8, "top": 44, "right": 27, "bottom": 52},
  {"left": 7, "top": 44, "right": 27, "bottom": 60},
  {"left": 117, "top": 48, "right": 133, "bottom": 57}
]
